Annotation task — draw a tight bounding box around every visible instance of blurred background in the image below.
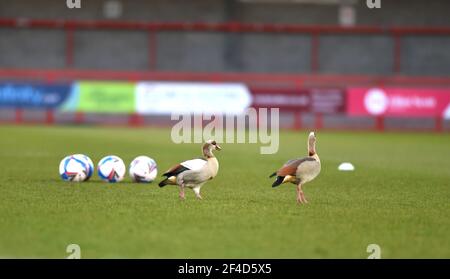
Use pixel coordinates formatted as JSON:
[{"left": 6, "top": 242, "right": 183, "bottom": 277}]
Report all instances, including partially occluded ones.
[{"left": 0, "top": 0, "right": 450, "bottom": 131}]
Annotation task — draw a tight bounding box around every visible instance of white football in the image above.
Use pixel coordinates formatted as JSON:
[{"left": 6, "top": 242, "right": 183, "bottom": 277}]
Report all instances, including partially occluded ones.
[
  {"left": 59, "top": 155, "right": 89, "bottom": 182},
  {"left": 73, "top": 154, "right": 94, "bottom": 181},
  {"left": 129, "top": 156, "right": 158, "bottom": 183},
  {"left": 97, "top": 155, "right": 126, "bottom": 183}
]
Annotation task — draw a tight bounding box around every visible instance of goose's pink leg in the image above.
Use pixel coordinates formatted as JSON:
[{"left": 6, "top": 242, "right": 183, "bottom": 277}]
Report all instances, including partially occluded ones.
[
  {"left": 301, "top": 191, "right": 308, "bottom": 204},
  {"left": 296, "top": 183, "right": 308, "bottom": 204},
  {"left": 179, "top": 181, "right": 186, "bottom": 200},
  {"left": 179, "top": 188, "right": 185, "bottom": 200}
]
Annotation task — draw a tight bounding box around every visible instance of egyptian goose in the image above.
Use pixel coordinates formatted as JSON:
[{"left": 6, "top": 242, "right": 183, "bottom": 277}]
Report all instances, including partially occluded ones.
[
  {"left": 270, "top": 132, "right": 321, "bottom": 204},
  {"left": 158, "top": 140, "right": 221, "bottom": 200}
]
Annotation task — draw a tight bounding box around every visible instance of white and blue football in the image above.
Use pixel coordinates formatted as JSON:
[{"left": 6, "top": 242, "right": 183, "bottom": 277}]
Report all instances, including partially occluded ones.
[
  {"left": 129, "top": 156, "right": 158, "bottom": 183},
  {"left": 59, "top": 155, "right": 89, "bottom": 182},
  {"left": 73, "top": 154, "right": 94, "bottom": 181},
  {"left": 97, "top": 155, "right": 126, "bottom": 183}
]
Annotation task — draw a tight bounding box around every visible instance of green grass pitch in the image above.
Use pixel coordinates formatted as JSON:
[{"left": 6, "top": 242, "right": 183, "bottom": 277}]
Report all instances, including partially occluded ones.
[{"left": 0, "top": 125, "right": 449, "bottom": 258}]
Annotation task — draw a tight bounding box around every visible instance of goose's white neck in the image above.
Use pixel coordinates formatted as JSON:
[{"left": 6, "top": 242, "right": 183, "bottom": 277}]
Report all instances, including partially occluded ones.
[
  {"left": 308, "top": 139, "right": 316, "bottom": 156},
  {"left": 307, "top": 136, "right": 320, "bottom": 162},
  {"left": 206, "top": 156, "right": 219, "bottom": 177}
]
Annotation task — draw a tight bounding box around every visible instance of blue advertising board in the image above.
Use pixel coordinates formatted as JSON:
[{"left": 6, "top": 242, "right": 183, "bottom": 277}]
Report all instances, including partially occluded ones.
[{"left": 0, "top": 82, "right": 72, "bottom": 109}]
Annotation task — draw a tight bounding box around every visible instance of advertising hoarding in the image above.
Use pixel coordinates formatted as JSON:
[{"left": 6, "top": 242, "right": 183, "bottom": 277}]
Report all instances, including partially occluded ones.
[
  {"left": 75, "top": 81, "right": 136, "bottom": 113},
  {"left": 251, "top": 88, "right": 346, "bottom": 114},
  {"left": 136, "top": 82, "right": 252, "bottom": 115},
  {"left": 348, "top": 87, "right": 450, "bottom": 119},
  {"left": 0, "top": 82, "right": 71, "bottom": 109}
]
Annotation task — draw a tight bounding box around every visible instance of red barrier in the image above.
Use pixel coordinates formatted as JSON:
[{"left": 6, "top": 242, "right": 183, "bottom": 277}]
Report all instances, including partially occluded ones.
[
  {"left": 14, "top": 109, "right": 23, "bottom": 124},
  {"left": 45, "top": 109, "right": 54, "bottom": 125},
  {"left": 436, "top": 117, "right": 443, "bottom": 132},
  {"left": 375, "top": 116, "right": 385, "bottom": 132},
  {"left": 129, "top": 113, "right": 144, "bottom": 127},
  {"left": 2, "top": 68, "right": 450, "bottom": 86},
  {"left": 74, "top": 112, "right": 85, "bottom": 124}
]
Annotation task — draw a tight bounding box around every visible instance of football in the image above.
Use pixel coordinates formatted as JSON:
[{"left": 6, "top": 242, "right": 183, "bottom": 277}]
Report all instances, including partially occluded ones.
[
  {"left": 97, "top": 155, "right": 126, "bottom": 183},
  {"left": 129, "top": 156, "right": 158, "bottom": 183},
  {"left": 59, "top": 155, "right": 89, "bottom": 182},
  {"left": 73, "top": 154, "right": 94, "bottom": 180}
]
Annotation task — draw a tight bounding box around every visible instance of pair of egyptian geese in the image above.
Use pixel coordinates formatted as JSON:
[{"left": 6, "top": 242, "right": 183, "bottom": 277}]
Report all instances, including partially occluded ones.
[{"left": 159, "top": 131, "right": 321, "bottom": 204}]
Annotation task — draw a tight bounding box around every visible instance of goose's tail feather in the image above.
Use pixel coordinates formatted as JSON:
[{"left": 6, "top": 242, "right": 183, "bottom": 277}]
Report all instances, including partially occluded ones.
[
  {"left": 272, "top": 176, "right": 284, "bottom": 188},
  {"left": 158, "top": 178, "right": 169, "bottom": 187}
]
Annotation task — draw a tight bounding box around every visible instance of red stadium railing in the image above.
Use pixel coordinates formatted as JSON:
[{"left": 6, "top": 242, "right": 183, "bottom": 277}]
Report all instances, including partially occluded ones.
[
  {"left": 2, "top": 68, "right": 450, "bottom": 86},
  {"left": 2, "top": 18, "right": 450, "bottom": 73}
]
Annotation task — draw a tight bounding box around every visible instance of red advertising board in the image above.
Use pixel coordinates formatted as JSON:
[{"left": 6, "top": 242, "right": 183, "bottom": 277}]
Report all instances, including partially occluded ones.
[
  {"left": 251, "top": 88, "right": 346, "bottom": 114},
  {"left": 348, "top": 87, "right": 450, "bottom": 118}
]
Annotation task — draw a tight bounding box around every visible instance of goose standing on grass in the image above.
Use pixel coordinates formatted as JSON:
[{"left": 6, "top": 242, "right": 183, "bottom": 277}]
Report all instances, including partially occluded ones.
[
  {"left": 270, "top": 132, "right": 321, "bottom": 204},
  {"left": 159, "top": 140, "right": 221, "bottom": 200}
]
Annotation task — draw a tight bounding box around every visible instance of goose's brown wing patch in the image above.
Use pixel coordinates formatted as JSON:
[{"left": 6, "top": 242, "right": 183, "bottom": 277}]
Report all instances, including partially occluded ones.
[
  {"left": 163, "top": 164, "right": 189, "bottom": 177},
  {"left": 164, "top": 164, "right": 181, "bottom": 174},
  {"left": 277, "top": 157, "right": 316, "bottom": 177}
]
